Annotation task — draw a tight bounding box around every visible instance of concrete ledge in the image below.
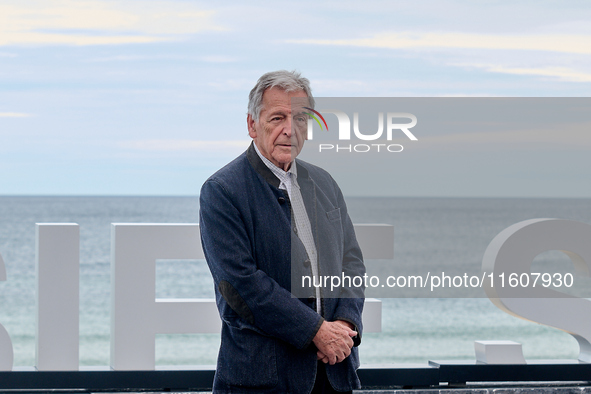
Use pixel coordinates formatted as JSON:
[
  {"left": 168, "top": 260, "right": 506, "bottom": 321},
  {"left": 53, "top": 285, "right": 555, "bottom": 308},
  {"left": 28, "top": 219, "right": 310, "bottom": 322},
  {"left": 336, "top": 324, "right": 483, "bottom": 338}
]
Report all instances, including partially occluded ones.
[
  {"left": 356, "top": 382, "right": 591, "bottom": 393},
  {"left": 74, "top": 385, "right": 591, "bottom": 394},
  {"left": 1, "top": 365, "right": 590, "bottom": 392}
]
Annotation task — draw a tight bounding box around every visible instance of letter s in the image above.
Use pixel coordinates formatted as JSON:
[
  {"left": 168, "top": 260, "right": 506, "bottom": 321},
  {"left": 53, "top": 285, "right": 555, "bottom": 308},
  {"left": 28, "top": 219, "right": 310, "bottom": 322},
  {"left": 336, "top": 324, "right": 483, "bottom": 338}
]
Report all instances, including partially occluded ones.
[{"left": 483, "top": 219, "right": 591, "bottom": 362}]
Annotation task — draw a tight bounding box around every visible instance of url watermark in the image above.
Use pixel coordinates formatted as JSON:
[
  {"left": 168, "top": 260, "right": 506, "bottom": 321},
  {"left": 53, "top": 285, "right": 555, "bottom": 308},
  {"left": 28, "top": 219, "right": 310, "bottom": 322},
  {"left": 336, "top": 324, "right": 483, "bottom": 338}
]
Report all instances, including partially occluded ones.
[{"left": 301, "top": 272, "right": 574, "bottom": 292}]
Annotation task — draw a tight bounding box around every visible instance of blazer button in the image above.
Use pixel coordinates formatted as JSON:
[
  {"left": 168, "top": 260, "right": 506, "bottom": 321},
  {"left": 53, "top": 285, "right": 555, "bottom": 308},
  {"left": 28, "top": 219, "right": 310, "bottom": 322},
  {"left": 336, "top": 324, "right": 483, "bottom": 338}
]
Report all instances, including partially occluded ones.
[
  {"left": 278, "top": 196, "right": 285, "bottom": 204},
  {"left": 303, "top": 259, "right": 311, "bottom": 268}
]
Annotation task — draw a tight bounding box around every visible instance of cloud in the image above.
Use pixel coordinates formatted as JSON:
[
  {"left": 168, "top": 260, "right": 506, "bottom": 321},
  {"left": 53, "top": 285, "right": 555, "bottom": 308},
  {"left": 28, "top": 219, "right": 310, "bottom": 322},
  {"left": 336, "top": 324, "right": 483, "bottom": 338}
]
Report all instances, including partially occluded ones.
[
  {"left": 290, "top": 32, "right": 591, "bottom": 55},
  {"left": 201, "top": 55, "right": 238, "bottom": 63},
  {"left": 312, "top": 79, "right": 370, "bottom": 94},
  {"left": 0, "top": 112, "right": 32, "bottom": 117},
  {"left": 0, "top": 0, "right": 224, "bottom": 46},
  {"left": 208, "top": 79, "right": 256, "bottom": 91},
  {"left": 458, "top": 65, "right": 591, "bottom": 83},
  {"left": 118, "top": 139, "right": 251, "bottom": 152}
]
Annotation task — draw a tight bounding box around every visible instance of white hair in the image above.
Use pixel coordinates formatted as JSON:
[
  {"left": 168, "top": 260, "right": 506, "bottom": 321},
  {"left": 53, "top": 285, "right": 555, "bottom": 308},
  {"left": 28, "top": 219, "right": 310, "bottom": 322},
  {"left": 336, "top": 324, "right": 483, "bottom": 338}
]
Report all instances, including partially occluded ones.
[{"left": 247, "top": 70, "right": 315, "bottom": 121}]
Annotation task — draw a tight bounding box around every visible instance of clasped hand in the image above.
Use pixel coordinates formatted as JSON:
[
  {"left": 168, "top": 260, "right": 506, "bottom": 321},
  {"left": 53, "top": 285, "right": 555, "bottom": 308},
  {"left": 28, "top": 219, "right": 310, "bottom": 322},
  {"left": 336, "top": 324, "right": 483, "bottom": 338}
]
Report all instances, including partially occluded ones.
[{"left": 312, "top": 320, "right": 357, "bottom": 365}]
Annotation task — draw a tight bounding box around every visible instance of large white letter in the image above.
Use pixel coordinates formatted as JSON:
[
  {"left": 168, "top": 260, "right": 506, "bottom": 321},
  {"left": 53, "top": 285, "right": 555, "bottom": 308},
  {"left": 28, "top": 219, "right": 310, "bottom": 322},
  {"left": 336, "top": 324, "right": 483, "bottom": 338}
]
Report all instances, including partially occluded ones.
[
  {"left": 110, "top": 224, "right": 220, "bottom": 370},
  {"left": 35, "top": 223, "right": 79, "bottom": 371},
  {"left": 387, "top": 113, "right": 417, "bottom": 141},
  {"left": 321, "top": 110, "right": 351, "bottom": 140},
  {"left": 353, "top": 112, "right": 384, "bottom": 141},
  {"left": 482, "top": 219, "right": 591, "bottom": 362},
  {"left": 0, "top": 252, "right": 13, "bottom": 370}
]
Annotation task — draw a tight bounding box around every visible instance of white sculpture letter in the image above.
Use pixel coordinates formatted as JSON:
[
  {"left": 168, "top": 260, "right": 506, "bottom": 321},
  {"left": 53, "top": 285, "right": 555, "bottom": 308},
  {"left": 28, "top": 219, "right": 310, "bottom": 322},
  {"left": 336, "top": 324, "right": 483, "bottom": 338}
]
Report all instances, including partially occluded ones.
[
  {"left": 482, "top": 219, "right": 591, "bottom": 362},
  {"left": 0, "top": 252, "right": 13, "bottom": 370},
  {"left": 35, "top": 223, "right": 79, "bottom": 371},
  {"left": 110, "top": 223, "right": 220, "bottom": 370}
]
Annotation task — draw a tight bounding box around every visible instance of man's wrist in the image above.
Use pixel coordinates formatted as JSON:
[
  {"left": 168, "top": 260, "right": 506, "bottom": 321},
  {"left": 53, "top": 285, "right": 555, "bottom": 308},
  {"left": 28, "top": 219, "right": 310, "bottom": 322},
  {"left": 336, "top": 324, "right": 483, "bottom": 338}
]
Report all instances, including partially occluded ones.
[
  {"left": 334, "top": 318, "right": 361, "bottom": 347},
  {"left": 335, "top": 320, "right": 354, "bottom": 330}
]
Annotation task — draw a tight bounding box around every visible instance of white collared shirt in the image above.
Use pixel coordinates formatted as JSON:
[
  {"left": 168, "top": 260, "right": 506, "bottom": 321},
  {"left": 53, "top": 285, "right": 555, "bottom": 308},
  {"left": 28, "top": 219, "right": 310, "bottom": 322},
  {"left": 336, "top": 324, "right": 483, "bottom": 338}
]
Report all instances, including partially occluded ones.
[{"left": 253, "top": 143, "right": 321, "bottom": 313}]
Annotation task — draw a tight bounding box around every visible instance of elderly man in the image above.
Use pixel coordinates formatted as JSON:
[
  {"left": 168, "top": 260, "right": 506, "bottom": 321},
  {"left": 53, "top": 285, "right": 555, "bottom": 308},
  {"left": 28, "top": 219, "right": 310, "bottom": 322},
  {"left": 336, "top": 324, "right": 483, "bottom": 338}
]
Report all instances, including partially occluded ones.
[{"left": 199, "top": 70, "right": 365, "bottom": 393}]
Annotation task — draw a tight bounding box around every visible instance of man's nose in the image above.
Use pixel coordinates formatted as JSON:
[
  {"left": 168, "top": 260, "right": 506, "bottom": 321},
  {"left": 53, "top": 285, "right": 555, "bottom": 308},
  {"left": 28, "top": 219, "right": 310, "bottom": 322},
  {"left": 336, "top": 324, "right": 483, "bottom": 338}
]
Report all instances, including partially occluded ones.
[{"left": 283, "top": 117, "right": 292, "bottom": 136}]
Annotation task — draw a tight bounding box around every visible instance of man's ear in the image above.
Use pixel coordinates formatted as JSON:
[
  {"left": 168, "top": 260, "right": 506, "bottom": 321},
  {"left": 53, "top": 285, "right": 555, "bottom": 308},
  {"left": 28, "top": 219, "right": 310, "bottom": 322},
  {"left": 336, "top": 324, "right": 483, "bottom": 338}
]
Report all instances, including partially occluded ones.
[{"left": 247, "top": 114, "right": 257, "bottom": 138}]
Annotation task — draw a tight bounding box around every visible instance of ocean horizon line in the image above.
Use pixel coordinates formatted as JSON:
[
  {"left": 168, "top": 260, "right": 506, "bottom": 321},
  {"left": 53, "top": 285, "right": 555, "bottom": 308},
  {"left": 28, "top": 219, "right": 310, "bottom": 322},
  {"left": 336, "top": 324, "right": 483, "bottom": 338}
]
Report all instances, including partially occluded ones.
[{"left": 1, "top": 194, "right": 589, "bottom": 200}]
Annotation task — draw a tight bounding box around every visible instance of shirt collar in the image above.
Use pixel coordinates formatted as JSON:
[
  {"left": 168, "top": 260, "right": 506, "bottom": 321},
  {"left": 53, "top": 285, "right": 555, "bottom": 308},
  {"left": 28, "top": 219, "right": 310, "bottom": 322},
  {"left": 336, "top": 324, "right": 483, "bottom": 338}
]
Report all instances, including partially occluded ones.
[{"left": 252, "top": 142, "right": 298, "bottom": 187}]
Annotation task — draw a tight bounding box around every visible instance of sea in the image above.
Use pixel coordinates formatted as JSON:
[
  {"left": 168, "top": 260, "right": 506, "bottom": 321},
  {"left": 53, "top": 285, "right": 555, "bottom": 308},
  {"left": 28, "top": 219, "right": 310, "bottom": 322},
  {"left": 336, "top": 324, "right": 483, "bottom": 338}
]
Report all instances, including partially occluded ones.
[{"left": 0, "top": 196, "right": 590, "bottom": 367}]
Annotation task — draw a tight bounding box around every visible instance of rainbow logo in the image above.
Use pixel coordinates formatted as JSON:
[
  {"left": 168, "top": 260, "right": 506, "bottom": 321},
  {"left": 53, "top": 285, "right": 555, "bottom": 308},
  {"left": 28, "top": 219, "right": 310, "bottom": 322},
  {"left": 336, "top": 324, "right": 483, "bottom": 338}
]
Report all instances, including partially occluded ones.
[{"left": 303, "top": 107, "right": 329, "bottom": 131}]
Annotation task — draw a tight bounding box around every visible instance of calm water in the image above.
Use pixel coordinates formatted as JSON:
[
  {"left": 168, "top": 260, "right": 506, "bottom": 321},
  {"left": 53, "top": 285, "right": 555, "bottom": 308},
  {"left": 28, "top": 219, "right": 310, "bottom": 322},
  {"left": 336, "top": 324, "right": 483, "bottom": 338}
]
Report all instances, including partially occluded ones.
[{"left": 0, "top": 196, "right": 590, "bottom": 366}]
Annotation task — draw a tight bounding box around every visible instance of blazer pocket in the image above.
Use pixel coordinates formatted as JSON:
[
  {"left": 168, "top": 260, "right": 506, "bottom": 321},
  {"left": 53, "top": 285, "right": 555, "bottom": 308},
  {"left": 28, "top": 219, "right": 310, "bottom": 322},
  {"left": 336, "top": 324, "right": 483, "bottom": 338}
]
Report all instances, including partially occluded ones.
[
  {"left": 326, "top": 208, "right": 341, "bottom": 221},
  {"left": 217, "top": 327, "right": 278, "bottom": 388}
]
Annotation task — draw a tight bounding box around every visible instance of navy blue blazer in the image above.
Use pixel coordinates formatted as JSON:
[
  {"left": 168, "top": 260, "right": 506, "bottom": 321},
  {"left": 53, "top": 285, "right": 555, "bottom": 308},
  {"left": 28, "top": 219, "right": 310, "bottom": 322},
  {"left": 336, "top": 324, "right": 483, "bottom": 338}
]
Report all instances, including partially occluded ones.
[{"left": 199, "top": 143, "right": 365, "bottom": 393}]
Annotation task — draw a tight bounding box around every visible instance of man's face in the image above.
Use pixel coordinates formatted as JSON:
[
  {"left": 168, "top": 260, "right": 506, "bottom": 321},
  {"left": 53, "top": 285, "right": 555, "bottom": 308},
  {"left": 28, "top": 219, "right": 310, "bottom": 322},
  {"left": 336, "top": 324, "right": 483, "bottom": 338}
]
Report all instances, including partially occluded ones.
[{"left": 247, "top": 87, "right": 309, "bottom": 171}]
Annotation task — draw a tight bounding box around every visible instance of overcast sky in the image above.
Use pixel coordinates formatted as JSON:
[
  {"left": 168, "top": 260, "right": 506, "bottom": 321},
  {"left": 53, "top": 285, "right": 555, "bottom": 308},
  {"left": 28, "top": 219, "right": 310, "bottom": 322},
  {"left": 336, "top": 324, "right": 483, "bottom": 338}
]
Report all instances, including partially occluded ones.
[{"left": 1, "top": 0, "right": 590, "bottom": 196}]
